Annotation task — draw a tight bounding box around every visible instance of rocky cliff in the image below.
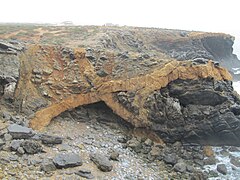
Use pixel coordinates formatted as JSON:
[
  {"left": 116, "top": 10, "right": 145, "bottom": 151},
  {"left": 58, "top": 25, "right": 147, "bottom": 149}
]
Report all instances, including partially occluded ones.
[{"left": 1, "top": 26, "right": 240, "bottom": 147}]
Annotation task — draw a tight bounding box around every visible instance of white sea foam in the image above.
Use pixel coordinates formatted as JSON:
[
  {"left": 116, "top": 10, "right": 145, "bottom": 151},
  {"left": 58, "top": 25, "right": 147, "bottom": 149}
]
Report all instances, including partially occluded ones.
[{"left": 233, "top": 81, "right": 240, "bottom": 94}]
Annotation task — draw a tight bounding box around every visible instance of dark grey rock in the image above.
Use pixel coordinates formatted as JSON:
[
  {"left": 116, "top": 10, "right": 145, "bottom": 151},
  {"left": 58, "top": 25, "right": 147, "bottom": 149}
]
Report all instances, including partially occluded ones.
[
  {"left": 53, "top": 153, "right": 82, "bottom": 168},
  {"left": 174, "top": 162, "right": 187, "bottom": 173},
  {"left": 204, "top": 157, "right": 217, "bottom": 165},
  {"left": 21, "top": 140, "right": 43, "bottom": 154},
  {"left": 230, "top": 105, "right": 240, "bottom": 115},
  {"left": 228, "top": 146, "right": 240, "bottom": 152},
  {"left": 100, "top": 56, "right": 108, "bottom": 61},
  {"left": 90, "top": 153, "right": 113, "bottom": 172},
  {"left": 194, "top": 159, "right": 204, "bottom": 167},
  {"left": 163, "top": 153, "right": 178, "bottom": 165},
  {"left": 230, "top": 156, "right": 240, "bottom": 167},
  {"left": 40, "top": 159, "right": 57, "bottom": 172},
  {"left": 186, "top": 165, "right": 194, "bottom": 173},
  {"left": 8, "top": 124, "right": 34, "bottom": 139},
  {"left": 75, "top": 169, "right": 94, "bottom": 179},
  {"left": 217, "top": 164, "right": 227, "bottom": 175},
  {"left": 96, "top": 69, "right": 109, "bottom": 77},
  {"left": 40, "top": 134, "right": 63, "bottom": 145}
]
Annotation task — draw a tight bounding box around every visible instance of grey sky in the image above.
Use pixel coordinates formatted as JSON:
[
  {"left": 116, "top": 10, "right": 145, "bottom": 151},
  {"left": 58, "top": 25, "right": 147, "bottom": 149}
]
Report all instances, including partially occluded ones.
[
  {"left": 0, "top": 0, "right": 239, "bottom": 56},
  {"left": 0, "top": 0, "right": 239, "bottom": 31}
]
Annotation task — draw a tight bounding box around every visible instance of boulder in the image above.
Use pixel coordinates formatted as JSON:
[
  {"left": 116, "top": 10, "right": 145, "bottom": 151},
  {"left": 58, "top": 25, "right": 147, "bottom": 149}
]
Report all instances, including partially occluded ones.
[
  {"left": 40, "top": 159, "right": 57, "bottom": 172},
  {"left": 163, "top": 153, "right": 178, "bottom": 165},
  {"left": 53, "top": 153, "right": 82, "bottom": 168},
  {"left": 21, "top": 140, "right": 43, "bottom": 154},
  {"left": 8, "top": 124, "right": 34, "bottom": 139},
  {"left": 174, "top": 162, "right": 187, "bottom": 173},
  {"left": 217, "top": 164, "right": 227, "bottom": 175},
  {"left": 40, "top": 134, "right": 63, "bottom": 145},
  {"left": 90, "top": 153, "right": 113, "bottom": 172},
  {"left": 230, "top": 156, "right": 240, "bottom": 167}
]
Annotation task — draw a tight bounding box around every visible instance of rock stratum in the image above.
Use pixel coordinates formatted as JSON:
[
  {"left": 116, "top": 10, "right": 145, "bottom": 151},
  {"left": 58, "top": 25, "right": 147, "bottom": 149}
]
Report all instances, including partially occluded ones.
[{"left": 1, "top": 25, "right": 240, "bottom": 147}]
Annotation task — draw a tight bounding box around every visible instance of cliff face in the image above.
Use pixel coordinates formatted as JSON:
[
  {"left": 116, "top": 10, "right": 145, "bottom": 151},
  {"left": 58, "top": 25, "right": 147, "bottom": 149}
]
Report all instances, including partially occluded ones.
[{"left": 1, "top": 26, "right": 240, "bottom": 146}]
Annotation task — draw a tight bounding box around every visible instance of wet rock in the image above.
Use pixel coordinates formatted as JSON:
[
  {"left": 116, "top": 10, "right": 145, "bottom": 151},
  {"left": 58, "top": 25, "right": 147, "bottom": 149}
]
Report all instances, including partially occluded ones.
[
  {"left": 174, "top": 162, "right": 187, "bottom": 173},
  {"left": 40, "top": 159, "right": 57, "bottom": 172},
  {"left": 90, "top": 153, "right": 113, "bottom": 172},
  {"left": 8, "top": 124, "right": 34, "bottom": 139},
  {"left": 228, "top": 146, "right": 239, "bottom": 152},
  {"left": 208, "top": 170, "right": 219, "bottom": 177},
  {"left": 230, "top": 156, "right": 240, "bottom": 167},
  {"left": 53, "top": 153, "right": 82, "bottom": 168},
  {"left": 220, "top": 149, "right": 230, "bottom": 157},
  {"left": 40, "top": 134, "right": 63, "bottom": 145},
  {"left": 217, "top": 164, "right": 227, "bottom": 175},
  {"left": 230, "top": 104, "right": 240, "bottom": 115},
  {"left": 163, "top": 153, "right": 178, "bottom": 165},
  {"left": 75, "top": 169, "right": 94, "bottom": 179},
  {"left": 204, "top": 156, "right": 217, "bottom": 165},
  {"left": 21, "top": 140, "right": 43, "bottom": 154}
]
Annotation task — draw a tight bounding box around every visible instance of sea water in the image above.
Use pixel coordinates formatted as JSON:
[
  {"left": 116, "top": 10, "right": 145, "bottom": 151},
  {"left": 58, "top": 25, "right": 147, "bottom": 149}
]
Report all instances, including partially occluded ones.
[{"left": 203, "top": 82, "right": 240, "bottom": 179}]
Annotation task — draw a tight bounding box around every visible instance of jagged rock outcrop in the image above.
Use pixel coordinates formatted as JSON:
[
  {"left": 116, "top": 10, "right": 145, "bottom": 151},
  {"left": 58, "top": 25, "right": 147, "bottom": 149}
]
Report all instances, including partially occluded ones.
[
  {"left": 0, "top": 40, "right": 23, "bottom": 101},
  {"left": 1, "top": 26, "right": 240, "bottom": 146}
]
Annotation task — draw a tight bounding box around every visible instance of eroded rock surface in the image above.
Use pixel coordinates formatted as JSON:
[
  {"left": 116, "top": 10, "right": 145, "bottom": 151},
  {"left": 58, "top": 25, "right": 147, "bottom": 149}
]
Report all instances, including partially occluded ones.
[{"left": 1, "top": 27, "right": 240, "bottom": 148}]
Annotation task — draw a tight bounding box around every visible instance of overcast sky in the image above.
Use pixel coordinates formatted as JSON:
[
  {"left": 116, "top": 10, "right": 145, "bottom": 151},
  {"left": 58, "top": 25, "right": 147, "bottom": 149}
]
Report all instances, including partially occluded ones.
[
  {"left": 0, "top": 0, "right": 239, "bottom": 31},
  {"left": 1, "top": 0, "right": 239, "bottom": 55}
]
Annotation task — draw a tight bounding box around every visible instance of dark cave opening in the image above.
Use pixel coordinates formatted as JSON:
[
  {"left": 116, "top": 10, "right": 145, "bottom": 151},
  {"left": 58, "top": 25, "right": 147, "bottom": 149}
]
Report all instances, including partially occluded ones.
[{"left": 55, "top": 101, "right": 134, "bottom": 129}]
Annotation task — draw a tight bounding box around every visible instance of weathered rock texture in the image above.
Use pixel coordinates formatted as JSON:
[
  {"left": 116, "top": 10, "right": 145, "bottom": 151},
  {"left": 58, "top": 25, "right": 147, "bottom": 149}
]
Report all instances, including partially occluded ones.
[{"left": 1, "top": 26, "right": 240, "bottom": 146}]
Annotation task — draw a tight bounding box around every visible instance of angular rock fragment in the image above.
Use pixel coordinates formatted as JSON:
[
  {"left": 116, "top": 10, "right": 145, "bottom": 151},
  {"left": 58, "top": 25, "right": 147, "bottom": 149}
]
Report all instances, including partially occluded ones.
[
  {"left": 75, "top": 169, "right": 94, "bottom": 179},
  {"left": 40, "top": 134, "right": 63, "bottom": 145},
  {"left": 53, "top": 153, "right": 82, "bottom": 168},
  {"left": 21, "top": 140, "right": 43, "bottom": 154},
  {"left": 8, "top": 124, "right": 34, "bottom": 139},
  {"left": 40, "top": 159, "right": 57, "bottom": 172},
  {"left": 90, "top": 153, "right": 113, "bottom": 172},
  {"left": 217, "top": 164, "right": 227, "bottom": 175}
]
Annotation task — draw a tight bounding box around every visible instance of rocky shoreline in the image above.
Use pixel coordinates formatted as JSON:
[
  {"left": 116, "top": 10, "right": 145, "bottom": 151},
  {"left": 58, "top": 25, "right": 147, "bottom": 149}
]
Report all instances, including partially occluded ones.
[
  {"left": 1, "top": 25, "right": 240, "bottom": 179},
  {"left": 1, "top": 107, "right": 240, "bottom": 179}
]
